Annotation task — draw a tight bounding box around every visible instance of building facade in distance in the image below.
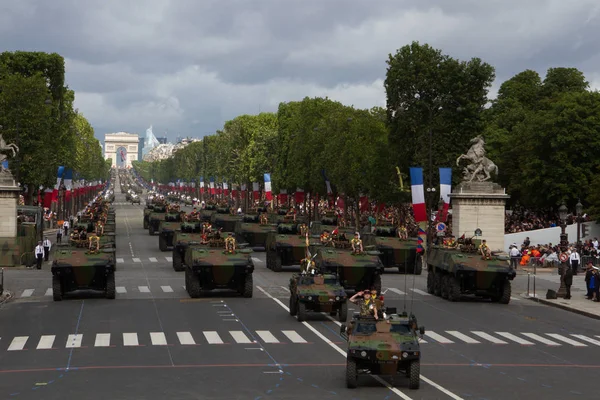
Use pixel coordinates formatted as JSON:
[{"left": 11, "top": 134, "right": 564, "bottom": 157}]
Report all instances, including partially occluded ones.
[{"left": 104, "top": 132, "right": 139, "bottom": 168}]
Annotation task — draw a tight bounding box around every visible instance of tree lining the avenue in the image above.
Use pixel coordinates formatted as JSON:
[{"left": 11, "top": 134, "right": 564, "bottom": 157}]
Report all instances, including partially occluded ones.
[{"left": 0, "top": 51, "right": 110, "bottom": 205}]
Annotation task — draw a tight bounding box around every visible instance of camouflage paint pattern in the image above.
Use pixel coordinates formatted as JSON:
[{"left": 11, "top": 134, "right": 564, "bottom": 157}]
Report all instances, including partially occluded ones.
[
  {"left": 159, "top": 221, "right": 182, "bottom": 243},
  {"left": 289, "top": 274, "right": 347, "bottom": 303},
  {"left": 315, "top": 248, "right": 383, "bottom": 290},
  {"left": 148, "top": 212, "right": 167, "bottom": 231},
  {"left": 51, "top": 248, "right": 115, "bottom": 289},
  {"left": 200, "top": 205, "right": 217, "bottom": 222},
  {"left": 266, "top": 231, "right": 314, "bottom": 265},
  {"left": 362, "top": 232, "right": 418, "bottom": 269},
  {"left": 234, "top": 220, "right": 276, "bottom": 248},
  {"left": 210, "top": 212, "right": 242, "bottom": 232},
  {"left": 185, "top": 247, "right": 253, "bottom": 288}
]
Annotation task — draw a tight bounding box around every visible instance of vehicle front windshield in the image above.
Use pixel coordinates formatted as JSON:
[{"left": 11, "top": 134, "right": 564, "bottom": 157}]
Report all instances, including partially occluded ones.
[
  {"left": 354, "top": 322, "right": 376, "bottom": 334},
  {"left": 390, "top": 324, "right": 412, "bottom": 334}
]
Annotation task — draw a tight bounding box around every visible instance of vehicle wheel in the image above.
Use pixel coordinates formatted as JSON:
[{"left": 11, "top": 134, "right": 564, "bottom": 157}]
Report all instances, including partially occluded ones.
[
  {"left": 408, "top": 360, "right": 420, "bottom": 389},
  {"left": 426, "top": 268, "right": 435, "bottom": 294},
  {"left": 448, "top": 277, "right": 461, "bottom": 302},
  {"left": 52, "top": 275, "right": 62, "bottom": 301},
  {"left": 289, "top": 295, "right": 298, "bottom": 316},
  {"left": 346, "top": 358, "right": 358, "bottom": 389},
  {"left": 243, "top": 274, "right": 253, "bottom": 298},
  {"left": 441, "top": 275, "right": 450, "bottom": 299},
  {"left": 273, "top": 254, "right": 283, "bottom": 272},
  {"left": 186, "top": 269, "right": 201, "bottom": 298},
  {"left": 159, "top": 235, "right": 168, "bottom": 251},
  {"left": 149, "top": 226, "right": 155, "bottom": 236},
  {"left": 499, "top": 281, "right": 511, "bottom": 304},
  {"left": 265, "top": 250, "right": 273, "bottom": 270},
  {"left": 173, "top": 250, "right": 184, "bottom": 271},
  {"left": 339, "top": 301, "right": 348, "bottom": 322},
  {"left": 297, "top": 302, "right": 307, "bottom": 322},
  {"left": 413, "top": 256, "right": 423, "bottom": 275},
  {"left": 373, "top": 274, "right": 382, "bottom": 294},
  {"left": 433, "top": 272, "right": 442, "bottom": 296},
  {"left": 105, "top": 272, "right": 116, "bottom": 299}
]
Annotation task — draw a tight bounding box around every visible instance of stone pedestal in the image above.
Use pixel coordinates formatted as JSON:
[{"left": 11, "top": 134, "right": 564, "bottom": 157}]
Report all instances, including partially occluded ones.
[
  {"left": 448, "top": 181, "right": 510, "bottom": 252},
  {"left": 0, "top": 173, "right": 20, "bottom": 238}
]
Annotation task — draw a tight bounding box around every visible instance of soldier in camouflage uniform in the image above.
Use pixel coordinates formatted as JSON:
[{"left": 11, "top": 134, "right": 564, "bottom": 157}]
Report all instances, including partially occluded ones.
[
  {"left": 351, "top": 232, "right": 363, "bottom": 254},
  {"left": 224, "top": 232, "right": 236, "bottom": 253},
  {"left": 349, "top": 290, "right": 379, "bottom": 320}
]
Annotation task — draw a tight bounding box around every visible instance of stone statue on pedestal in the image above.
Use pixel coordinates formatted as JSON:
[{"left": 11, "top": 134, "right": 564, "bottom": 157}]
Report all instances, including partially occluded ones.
[
  {"left": 0, "top": 133, "right": 19, "bottom": 176},
  {"left": 456, "top": 135, "right": 498, "bottom": 182}
]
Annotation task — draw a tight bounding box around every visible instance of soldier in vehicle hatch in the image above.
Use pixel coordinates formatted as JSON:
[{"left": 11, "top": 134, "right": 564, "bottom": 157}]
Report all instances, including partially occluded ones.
[
  {"left": 351, "top": 232, "right": 363, "bottom": 254},
  {"left": 479, "top": 240, "right": 492, "bottom": 260},
  {"left": 224, "top": 232, "right": 236, "bottom": 253},
  {"left": 349, "top": 290, "right": 379, "bottom": 320},
  {"left": 320, "top": 230, "right": 333, "bottom": 246}
]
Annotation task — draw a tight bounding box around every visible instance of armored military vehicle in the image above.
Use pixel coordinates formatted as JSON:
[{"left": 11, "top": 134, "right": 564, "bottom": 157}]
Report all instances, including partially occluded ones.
[
  {"left": 340, "top": 309, "right": 424, "bottom": 389},
  {"left": 172, "top": 222, "right": 203, "bottom": 271},
  {"left": 51, "top": 246, "right": 116, "bottom": 301},
  {"left": 148, "top": 205, "right": 168, "bottom": 235},
  {"left": 234, "top": 210, "right": 277, "bottom": 251},
  {"left": 288, "top": 272, "right": 348, "bottom": 322},
  {"left": 362, "top": 225, "right": 422, "bottom": 274},
  {"left": 266, "top": 223, "right": 317, "bottom": 272},
  {"left": 200, "top": 203, "right": 217, "bottom": 222},
  {"left": 211, "top": 206, "right": 242, "bottom": 232},
  {"left": 184, "top": 240, "right": 254, "bottom": 298},
  {"left": 309, "top": 212, "right": 339, "bottom": 235},
  {"left": 426, "top": 242, "right": 516, "bottom": 303},
  {"left": 158, "top": 211, "right": 184, "bottom": 251}
]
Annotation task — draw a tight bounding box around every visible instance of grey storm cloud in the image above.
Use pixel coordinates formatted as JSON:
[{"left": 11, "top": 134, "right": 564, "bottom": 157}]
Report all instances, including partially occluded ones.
[{"left": 1, "top": 0, "right": 600, "bottom": 141}]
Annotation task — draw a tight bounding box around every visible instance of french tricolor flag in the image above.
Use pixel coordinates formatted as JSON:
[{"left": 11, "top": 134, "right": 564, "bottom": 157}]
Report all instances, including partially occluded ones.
[
  {"left": 200, "top": 177, "right": 205, "bottom": 194},
  {"left": 209, "top": 177, "right": 215, "bottom": 195},
  {"left": 264, "top": 173, "right": 272, "bottom": 201},
  {"left": 439, "top": 168, "right": 452, "bottom": 222},
  {"left": 52, "top": 166, "right": 65, "bottom": 203},
  {"left": 252, "top": 182, "right": 260, "bottom": 201},
  {"left": 409, "top": 167, "right": 427, "bottom": 222}
]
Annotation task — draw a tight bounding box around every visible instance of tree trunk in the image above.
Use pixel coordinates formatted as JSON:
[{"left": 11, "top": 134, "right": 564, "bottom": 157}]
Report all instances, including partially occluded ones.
[{"left": 355, "top": 199, "right": 361, "bottom": 231}]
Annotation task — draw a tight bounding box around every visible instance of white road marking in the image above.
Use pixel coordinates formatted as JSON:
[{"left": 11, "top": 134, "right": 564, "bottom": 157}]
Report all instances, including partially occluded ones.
[
  {"left": 149, "top": 257, "right": 158, "bottom": 262},
  {"left": 150, "top": 332, "right": 167, "bottom": 345},
  {"left": 545, "top": 334, "right": 587, "bottom": 347},
  {"left": 470, "top": 331, "right": 507, "bottom": 344},
  {"left": 8, "top": 336, "right": 28, "bottom": 351},
  {"left": 37, "top": 335, "right": 55, "bottom": 350},
  {"left": 20, "top": 289, "right": 34, "bottom": 298},
  {"left": 280, "top": 286, "right": 290, "bottom": 292},
  {"left": 256, "top": 330, "right": 279, "bottom": 343},
  {"left": 445, "top": 331, "right": 480, "bottom": 344},
  {"left": 161, "top": 286, "right": 174, "bottom": 293},
  {"left": 425, "top": 331, "right": 454, "bottom": 344},
  {"left": 387, "top": 288, "right": 406, "bottom": 296},
  {"left": 123, "top": 333, "right": 139, "bottom": 346},
  {"left": 133, "top": 258, "right": 141, "bottom": 262},
  {"left": 251, "top": 257, "right": 262, "bottom": 264},
  {"left": 117, "top": 258, "right": 124, "bottom": 264},
  {"left": 495, "top": 332, "right": 534, "bottom": 345},
  {"left": 571, "top": 334, "right": 600, "bottom": 346},
  {"left": 66, "top": 334, "right": 83, "bottom": 348},
  {"left": 177, "top": 332, "right": 196, "bottom": 345},
  {"left": 510, "top": 296, "right": 520, "bottom": 301},
  {"left": 230, "top": 331, "right": 252, "bottom": 344},
  {"left": 165, "top": 257, "right": 173, "bottom": 262},
  {"left": 521, "top": 333, "right": 560, "bottom": 346},
  {"left": 138, "top": 286, "right": 150, "bottom": 293},
  {"left": 95, "top": 334, "right": 111, "bottom": 347},
  {"left": 44, "top": 288, "right": 53, "bottom": 296},
  {"left": 409, "top": 288, "right": 430, "bottom": 296},
  {"left": 282, "top": 330, "right": 307, "bottom": 343},
  {"left": 204, "top": 331, "right": 224, "bottom": 344},
  {"left": 116, "top": 287, "right": 127, "bottom": 293}
]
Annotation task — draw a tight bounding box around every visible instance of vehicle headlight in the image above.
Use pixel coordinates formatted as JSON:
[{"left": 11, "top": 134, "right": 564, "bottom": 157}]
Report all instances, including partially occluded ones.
[
  {"left": 402, "top": 352, "right": 409, "bottom": 358},
  {"left": 308, "top": 296, "right": 312, "bottom": 301},
  {"left": 335, "top": 296, "right": 340, "bottom": 300},
  {"left": 361, "top": 351, "right": 367, "bottom": 357}
]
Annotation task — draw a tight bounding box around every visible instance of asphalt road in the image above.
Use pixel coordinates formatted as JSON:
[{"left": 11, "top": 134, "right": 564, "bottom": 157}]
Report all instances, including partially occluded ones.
[{"left": 1, "top": 193, "right": 598, "bottom": 399}]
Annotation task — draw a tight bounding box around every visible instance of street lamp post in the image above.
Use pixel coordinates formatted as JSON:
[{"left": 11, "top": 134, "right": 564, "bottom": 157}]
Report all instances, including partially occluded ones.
[
  {"left": 557, "top": 202, "right": 569, "bottom": 298},
  {"left": 576, "top": 199, "right": 583, "bottom": 248}
]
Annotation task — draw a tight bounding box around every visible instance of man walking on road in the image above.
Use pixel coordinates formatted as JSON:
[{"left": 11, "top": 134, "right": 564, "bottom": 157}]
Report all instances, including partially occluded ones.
[
  {"left": 34, "top": 241, "right": 44, "bottom": 270},
  {"left": 42, "top": 237, "right": 51, "bottom": 261}
]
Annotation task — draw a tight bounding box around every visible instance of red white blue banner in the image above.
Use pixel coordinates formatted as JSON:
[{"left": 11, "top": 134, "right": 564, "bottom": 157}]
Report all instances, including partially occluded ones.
[
  {"left": 409, "top": 167, "right": 427, "bottom": 222},
  {"left": 439, "top": 167, "right": 452, "bottom": 223},
  {"left": 264, "top": 173, "right": 272, "bottom": 201}
]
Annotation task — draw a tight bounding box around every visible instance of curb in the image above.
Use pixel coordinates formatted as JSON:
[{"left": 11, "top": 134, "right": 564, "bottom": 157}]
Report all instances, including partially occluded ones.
[{"left": 522, "top": 294, "right": 600, "bottom": 321}]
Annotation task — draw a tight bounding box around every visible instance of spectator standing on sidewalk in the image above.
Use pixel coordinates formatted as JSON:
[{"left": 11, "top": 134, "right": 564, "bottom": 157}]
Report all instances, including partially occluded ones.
[
  {"left": 42, "top": 237, "right": 51, "bottom": 261},
  {"left": 585, "top": 262, "right": 594, "bottom": 299},
  {"left": 563, "top": 265, "right": 573, "bottom": 299},
  {"left": 63, "top": 220, "right": 70, "bottom": 236},
  {"left": 509, "top": 244, "right": 520, "bottom": 269},
  {"left": 34, "top": 241, "right": 44, "bottom": 270},
  {"left": 56, "top": 225, "right": 63, "bottom": 244},
  {"left": 569, "top": 248, "right": 581, "bottom": 275}
]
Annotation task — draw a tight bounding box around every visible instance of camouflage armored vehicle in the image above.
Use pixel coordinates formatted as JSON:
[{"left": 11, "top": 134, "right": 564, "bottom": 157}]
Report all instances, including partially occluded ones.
[
  {"left": 340, "top": 309, "right": 424, "bottom": 389},
  {"left": 313, "top": 239, "right": 384, "bottom": 293},
  {"left": 289, "top": 272, "right": 348, "bottom": 322},
  {"left": 148, "top": 205, "right": 168, "bottom": 235},
  {"left": 184, "top": 239, "right": 254, "bottom": 298},
  {"left": 426, "top": 243, "right": 516, "bottom": 303},
  {"left": 210, "top": 207, "right": 242, "bottom": 232},
  {"left": 51, "top": 246, "right": 116, "bottom": 301},
  {"left": 362, "top": 225, "right": 422, "bottom": 274},
  {"left": 143, "top": 204, "right": 158, "bottom": 229},
  {"left": 157, "top": 212, "right": 184, "bottom": 251},
  {"left": 234, "top": 211, "right": 276, "bottom": 251},
  {"left": 266, "top": 223, "right": 318, "bottom": 272},
  {"left": 309, "top": 212, "right": 339, "bottom": 235},
  {"left": 172, "top": 222, "right": 203, "bottom": 271},
  {"left": 200, "top": 203, "right": 217, "bottom": 222}
]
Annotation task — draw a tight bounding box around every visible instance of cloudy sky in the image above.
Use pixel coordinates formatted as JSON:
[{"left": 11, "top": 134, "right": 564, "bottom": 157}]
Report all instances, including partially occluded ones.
[{"left": 1, "top": 0, "right": 600, "bottom": 143}]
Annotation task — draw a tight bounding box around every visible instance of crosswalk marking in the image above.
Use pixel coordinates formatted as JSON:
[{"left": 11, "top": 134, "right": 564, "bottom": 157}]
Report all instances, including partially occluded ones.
[
  {"left": 116, "top": 287, "right": 127, "bottom": 293},
  {"left": 161, "top": 286, "right": 173, "bottom": 293},
  {"left": 8, "top": 336, "right": 28, "bottom": 351},
  {"left": 204, "top": 331, "right": 224, "bottom": 344},
  {"left": 446, "top": 331, "right": 480, "bottom": 344},
  {"left": 37, "top": 335, "right": 55, "bottom": 350},
  {"left": 230, "top": 331, "right": 252, "bottom": 344},
  {"left": 571, "top": 334, "right": 600, "bottom": 346},
  {"left": 66, "top": 334, "right": 82, "bottom": 348},
  {"left": 256, "top": 331, "right": 280, "bottom": 343},
  {"left": 495, "top": 332, "right": 534, "bottom": 345},
  {"left": 95, "top": 334, "right": 111, "bottom": 347},
  {"left": 177, "top": 332, "right": 196, "bottom": 345},
  {"left": 149, "top": 257, "right": 158, "bottom": 262},
  {"left": 123, "top": 333, "right": 139, "bottom": 346},
  {"left": 425, "top": 331, "right": 454, "bottom": 344},
  {"left": 471, "top": 331, "right": 507, "bottom": 344},
  {"left": 546, "top": 334, "right": 587, "bottom": 347},
  {"left": 21, "top": 289, "right": 34, "bottom": 297},
  {"left": 44, "top": 288, "right": 53, "bottom": 296},
  {"left": 410, "top": 288, "right": 430, "bottom": 296},
  {"left": 418, "top": 337, "right": 427, "bottom": 344},
  {"left": 138, "top": 286, "right": 150, "bottom": 293},
  {"left": 133, "top": 258, "right": 141, "bottom": 262},
  {"left": 387, "top": 288, "right": 406, "bottom": 296},
  {"left": 521, "top": 333, "right": 561, "bottom": 346},
  {"left": 150, "top": 332, "right": 167, "bottom": 345},
  {"left": 165, "top": 257, "right": 173, "bottom": 262},
  {"left": 117, "top": 258, "right": 124, "bottom": 264},
  {"left": 282, "top": 330, "right": 307, "bottom": 343}
]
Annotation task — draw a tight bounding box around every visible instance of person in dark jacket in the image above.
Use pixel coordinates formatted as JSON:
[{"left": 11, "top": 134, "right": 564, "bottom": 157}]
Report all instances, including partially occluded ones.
[
  {"left": 563, "top": 265, "right": 573, "bottom": 299},
  {"left": 585, "top": 262, "right": 594, "bottom": 299}
]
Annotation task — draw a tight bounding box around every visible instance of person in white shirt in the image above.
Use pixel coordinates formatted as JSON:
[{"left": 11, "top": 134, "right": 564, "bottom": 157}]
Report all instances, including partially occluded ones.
[
  {"left": 34, "top": 241, "right": 44, "bottom": 269},
  {"left": 42, "top": 237, "right": 52, "bottom": 261},
  {"left": 63, "top": 220, "right": 70, "bottom": 236},
  {"left": 509, "top": 245, "right": 521, "bottom": 269},
  {"left": 569, "top": 249, "right": 581, "bottom": 275}
]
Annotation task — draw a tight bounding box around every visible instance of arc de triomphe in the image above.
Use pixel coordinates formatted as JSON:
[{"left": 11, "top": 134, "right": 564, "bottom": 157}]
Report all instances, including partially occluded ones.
[{"left": 104, "top": 132, "right": 139, "bottom": 168}]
